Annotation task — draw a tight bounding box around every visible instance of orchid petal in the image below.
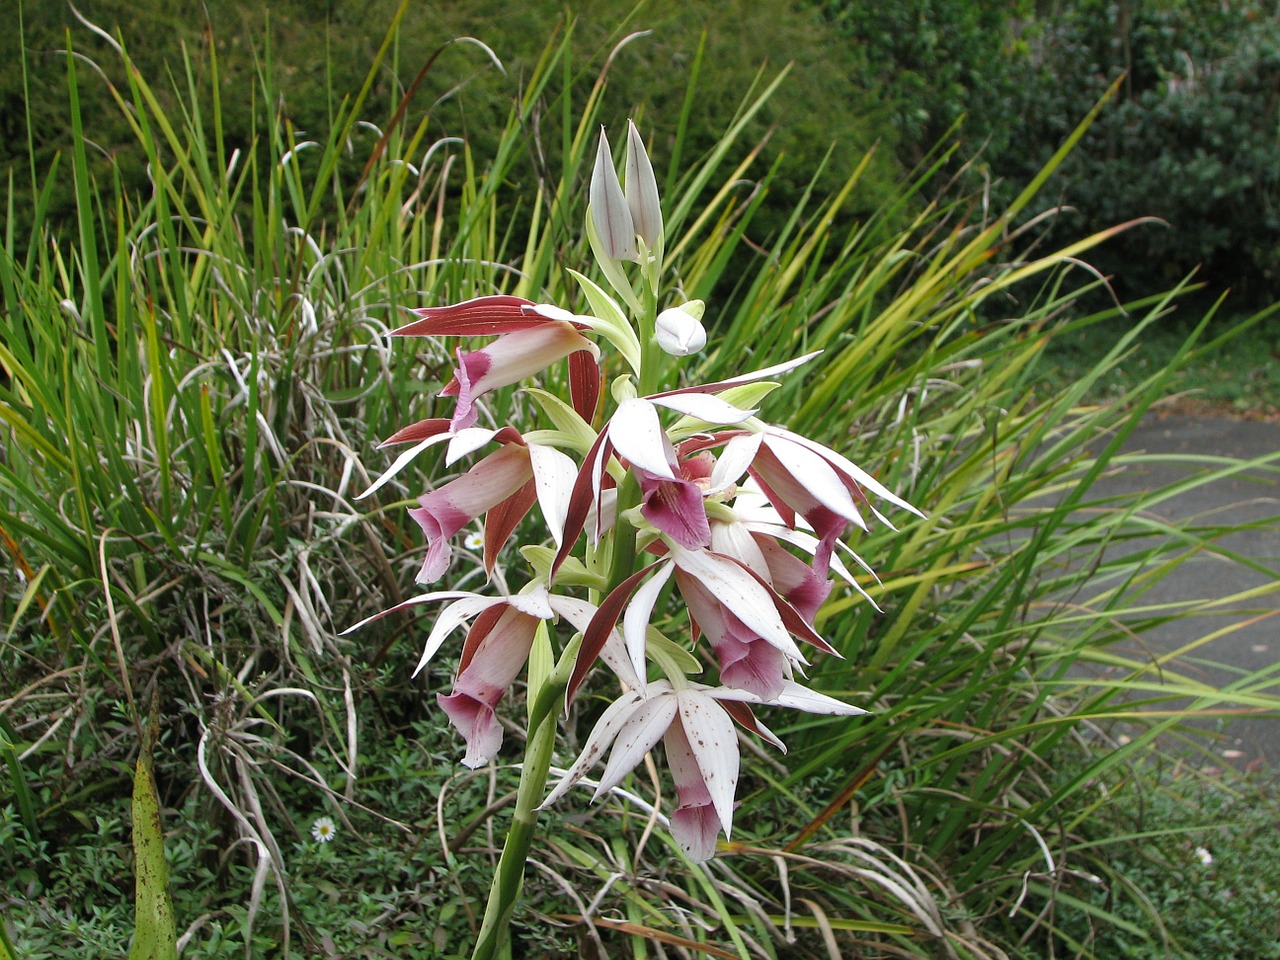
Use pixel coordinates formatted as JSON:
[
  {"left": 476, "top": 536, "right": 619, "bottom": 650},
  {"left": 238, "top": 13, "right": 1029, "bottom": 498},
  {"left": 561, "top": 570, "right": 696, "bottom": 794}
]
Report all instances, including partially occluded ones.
[
  {"left": 761, "top": 435, "right": 867, "bottom": 529},
  {"left": 610, "top": 398, "right": 677, "bottom": 479},
  {"left": 771, "top": 427, "right": 924, "bottom": 518},
  {"left": 625, "top": 119, "right": 663, "bottom": 248},
  {"left": 594, "top": 692, "right": 679, "bottom": 798},
  {"left": 541, "top": 689, "right": 646, "bottom": 809},
  {"left": 357, "top": 431, "right": 453, "bottom": 500},
  {"left": 623, "top": 559, "right": 674, "bottom": 688},
  {"left": 648, "top": 393, "right": 755, "bottom": 425},
  {"left": 676, "top": 689, "right": 739, "bottom": 840},
  {"left": 339, "top": 590, "right": 478, "bottom": 636},
  {"left": 549, "top": 595, "right": 640, "bottom": 690},
  {"left": 415, "top": 595, "right": 506, "bottom": 676},
  {"left": 669, "top": 545, "right": 804, "bottom": 663},
  {"left": 528, "top": 443, "right": 578, "bottom": 548},
  {"left": 708, "top": 433, "right": 763, "bottom": 493},
  {"left": 770, "top": 679, "right": 870, "bottom": 715},
  {"left": 589, "top": 128, "right": 636, "bottom": 262},
  {"left": 445, "top": 427, "right": 507, "bottom": 465},
  {"left": 393, "top": 295, "right": 538, "bottom": 336}
]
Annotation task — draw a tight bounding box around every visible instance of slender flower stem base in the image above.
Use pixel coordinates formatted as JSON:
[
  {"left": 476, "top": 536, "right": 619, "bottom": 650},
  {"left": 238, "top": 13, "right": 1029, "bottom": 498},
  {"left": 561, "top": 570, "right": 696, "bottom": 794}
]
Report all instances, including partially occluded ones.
[{"left": 470, "top": 676, "right": 567, "bottom": 960}]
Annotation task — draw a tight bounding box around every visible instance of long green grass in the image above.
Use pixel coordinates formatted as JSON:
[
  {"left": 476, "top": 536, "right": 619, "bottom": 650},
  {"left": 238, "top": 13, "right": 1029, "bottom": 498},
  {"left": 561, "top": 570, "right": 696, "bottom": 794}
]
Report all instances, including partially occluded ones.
[{"left": 2, "top": 7, "right": 1278, "bottom": 958}]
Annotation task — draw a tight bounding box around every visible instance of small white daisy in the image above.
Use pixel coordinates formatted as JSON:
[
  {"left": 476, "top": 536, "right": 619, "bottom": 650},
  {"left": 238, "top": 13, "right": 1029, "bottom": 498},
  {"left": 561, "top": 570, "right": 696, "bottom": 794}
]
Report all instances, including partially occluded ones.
[
  {"left": 463, "top": 530, "right": 485, "bottom": 551},
  {"left": 1194, "top": 846, "right": 1212, "bottom": 866},
  {"left": 311, "top": 816, "right": 337, "bottom": 843}
]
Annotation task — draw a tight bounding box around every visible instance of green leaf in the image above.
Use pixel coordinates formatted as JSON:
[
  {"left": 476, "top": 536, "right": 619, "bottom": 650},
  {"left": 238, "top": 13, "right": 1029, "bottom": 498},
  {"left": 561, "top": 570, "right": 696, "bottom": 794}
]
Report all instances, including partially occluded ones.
[{"left": 128, "top": 726, "right": 177, "bottom": 960}]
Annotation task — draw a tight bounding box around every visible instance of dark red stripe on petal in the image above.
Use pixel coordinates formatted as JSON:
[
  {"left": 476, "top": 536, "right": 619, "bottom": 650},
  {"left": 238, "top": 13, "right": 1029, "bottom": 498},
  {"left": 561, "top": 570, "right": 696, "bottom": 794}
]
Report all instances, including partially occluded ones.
[
  {"left": 379, "top": 418, "right": 452, "bottom": 447},
  {"left": 458, "top": 603, "right": 507, "bottom": 674},
  {"left": 552, "top": 430, "right": 613, "bottom": 580}
]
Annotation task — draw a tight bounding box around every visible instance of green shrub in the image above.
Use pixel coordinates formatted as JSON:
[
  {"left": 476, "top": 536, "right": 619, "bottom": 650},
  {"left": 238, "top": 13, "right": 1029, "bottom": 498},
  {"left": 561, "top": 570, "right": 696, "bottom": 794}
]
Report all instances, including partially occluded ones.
[{"left": 998, "top": 0, "right": 1280, "bottom": 306}]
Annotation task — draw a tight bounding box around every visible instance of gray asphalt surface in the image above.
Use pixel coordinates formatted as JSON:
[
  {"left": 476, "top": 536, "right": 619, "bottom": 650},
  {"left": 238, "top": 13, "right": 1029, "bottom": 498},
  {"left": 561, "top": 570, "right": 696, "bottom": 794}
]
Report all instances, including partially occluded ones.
[{"left": 1083, "top": 412, "right": 1280, "bottom": 766}]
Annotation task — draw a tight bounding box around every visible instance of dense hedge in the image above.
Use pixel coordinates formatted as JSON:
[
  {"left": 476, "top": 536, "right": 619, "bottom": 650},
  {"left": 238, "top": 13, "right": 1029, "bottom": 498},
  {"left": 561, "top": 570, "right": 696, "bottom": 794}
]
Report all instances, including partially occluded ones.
[{"left": 996, "top": 0, "right": 1280, "bottom": 306}]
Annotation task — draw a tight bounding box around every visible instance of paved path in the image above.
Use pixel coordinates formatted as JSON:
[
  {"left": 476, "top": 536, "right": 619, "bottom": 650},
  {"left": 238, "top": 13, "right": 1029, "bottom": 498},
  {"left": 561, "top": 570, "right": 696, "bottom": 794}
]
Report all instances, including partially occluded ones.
[{"left": 1085, "top": 412, "right": 1280, "bottom": 766}]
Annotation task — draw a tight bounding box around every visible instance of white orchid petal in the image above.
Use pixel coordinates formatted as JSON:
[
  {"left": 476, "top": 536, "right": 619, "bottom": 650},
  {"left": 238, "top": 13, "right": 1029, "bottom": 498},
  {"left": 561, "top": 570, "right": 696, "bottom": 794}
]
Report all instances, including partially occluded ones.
[
  {"left": 623, "top": 560, "right": 674, "bottom": 689},
  {"left": 357, "top": 432, "right": 452, "bottom": 500},
  {"left": 770, "top": 679, "right": 870, "bottom": 716},
  {"left": 549, "top": 595, "right": 641, "bottom": 690},
  {"left": 763, "top": 434, "right": 867, "bottom": 529},
  {"left": 669, "top": 546, "right": 804, "bottom": 663},
  {"left": 714, "top": 351, "right": 822, "bottom": 387},
  {"left": 506, "top": 585, "right": 555, "bottom": 620},
  {"left": 610, "top": 398, "right": 676, "bottom": 479},
  {"left": 528, "top": 444, "right": 578, "bottom": 548},
  {"left": 340, "top": 590, "right": 477, "bottom": 636},
  {"left": 445, "top": 427, "right": 505, "bottom": 465},
  {"left": 593, "top": 692, "right": 679, "bottom": 798},
  {"left": 541, "top": 689, "right": 646, "bottom": 809},
  {"left": 649, "top": 393, "right": 754, "bottom": 425},
  {"left": 771, "top": 427, "right": 923, "bottom": 517},
  {"left": 711, "top": 520, "right": 770, "bottom": 580},
  {"left": 708, "top": 433, "right": 763, "bottom": 492},
  {"left": 414, "top": 595, "right": 505, "bottom": 676},
  {"left": 677, "top": 690, "right": 740, "bottom": 838}
]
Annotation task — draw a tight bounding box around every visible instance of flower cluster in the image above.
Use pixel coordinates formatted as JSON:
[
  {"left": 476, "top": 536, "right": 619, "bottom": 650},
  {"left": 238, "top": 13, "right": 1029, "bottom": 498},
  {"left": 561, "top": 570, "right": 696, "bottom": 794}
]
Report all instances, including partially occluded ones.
[{"left": 349, "top": 122, "right": 921, "bottom": 861}]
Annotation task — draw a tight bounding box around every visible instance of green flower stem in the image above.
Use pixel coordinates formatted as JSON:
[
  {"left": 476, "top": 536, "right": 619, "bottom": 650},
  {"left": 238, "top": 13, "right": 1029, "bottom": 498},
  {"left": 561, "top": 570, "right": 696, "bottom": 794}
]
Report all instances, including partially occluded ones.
[
  {"left": 637, "top": 283, "right": 662, "bottom": 397},
  {"left": 470, "top": 670, "right": 568, "bottom": 960}
]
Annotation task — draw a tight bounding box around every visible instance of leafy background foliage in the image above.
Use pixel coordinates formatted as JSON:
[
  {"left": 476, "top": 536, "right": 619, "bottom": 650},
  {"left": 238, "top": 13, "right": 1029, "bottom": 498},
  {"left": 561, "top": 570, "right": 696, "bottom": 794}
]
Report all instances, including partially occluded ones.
[{"left": 2, "top": 1, "right": 1279, "bottom": 958}]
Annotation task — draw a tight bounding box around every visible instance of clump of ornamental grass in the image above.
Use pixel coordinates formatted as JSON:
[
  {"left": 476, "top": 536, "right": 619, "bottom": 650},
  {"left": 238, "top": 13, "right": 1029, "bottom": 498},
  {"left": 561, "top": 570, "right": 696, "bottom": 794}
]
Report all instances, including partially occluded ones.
[{"left": 2, "top": 6, "right": 1279, "bottom": 959}]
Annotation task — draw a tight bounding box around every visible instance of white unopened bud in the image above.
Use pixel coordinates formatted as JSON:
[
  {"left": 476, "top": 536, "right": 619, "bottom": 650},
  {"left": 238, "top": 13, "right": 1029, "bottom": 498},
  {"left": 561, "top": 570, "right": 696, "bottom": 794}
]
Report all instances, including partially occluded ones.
[
  {"left": 625, "top": 120, "right": 663, "bottom": 249},
  {"left": 589, "top": 128, "right": 636, "bottom": 262},
  {"left": 654, "top": 304, "right": 707, "bottom": 356}
]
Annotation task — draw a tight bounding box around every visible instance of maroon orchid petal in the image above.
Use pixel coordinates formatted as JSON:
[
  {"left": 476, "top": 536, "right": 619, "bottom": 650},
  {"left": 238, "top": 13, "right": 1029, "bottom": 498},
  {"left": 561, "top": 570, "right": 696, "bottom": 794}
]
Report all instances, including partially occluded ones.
[
  {"left": 379, "top": 417, "right": 452, "bottom": 448},
  {"left": 552, "top": 428, "right": 614, "bottom": 579},
  {"left": 569, "top": 349, "right": 601, "bottom": 425},
  {"left": 664, "top": 721, "right": 722, "bottom": 862},
  {"left": 392, "top": 295, "right": 539, "bottom": 337},
  {"left": 718, "top": 699, "right": 785, "bottom": 750},
  {"left": 458, "top": 603, "right": 508, "bottom": 674},
  {"left": 483, "top": 478, "right": 538, "bottom": 576},
  {"left": 638, "top": 470, "right": 712, "bottom": 550},
  {"left": 714, "top": 634, "right": 788, "bottom": 700},
  {"left": 754, "top": 534, "right": 833, "bottom": 623},
  {"left": 727, "top": 556, "right": 838, "bottom": 656},
  {"left": 568, "top": 561, "right": 665, "bottom": 706}
]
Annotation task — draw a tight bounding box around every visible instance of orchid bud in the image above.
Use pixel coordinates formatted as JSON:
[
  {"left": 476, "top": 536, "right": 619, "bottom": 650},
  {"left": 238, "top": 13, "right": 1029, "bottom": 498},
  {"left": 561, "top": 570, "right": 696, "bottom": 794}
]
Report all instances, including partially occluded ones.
[
  {"left": 625, "top": 120, "right": 663, "bottom": 250},
  {"left": 589, "top": 127, "right": 636, "bottom": 262},
  {"left": 654, "top": 303, "right": 707, "bottom": 357}
]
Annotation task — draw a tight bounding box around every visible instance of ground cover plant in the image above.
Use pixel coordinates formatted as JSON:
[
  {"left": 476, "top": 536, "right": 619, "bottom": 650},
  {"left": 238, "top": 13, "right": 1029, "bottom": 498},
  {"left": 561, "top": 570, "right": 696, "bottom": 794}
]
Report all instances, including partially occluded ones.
[{"left": 2, "top": 5, "right": 1279, "bottom": 958}]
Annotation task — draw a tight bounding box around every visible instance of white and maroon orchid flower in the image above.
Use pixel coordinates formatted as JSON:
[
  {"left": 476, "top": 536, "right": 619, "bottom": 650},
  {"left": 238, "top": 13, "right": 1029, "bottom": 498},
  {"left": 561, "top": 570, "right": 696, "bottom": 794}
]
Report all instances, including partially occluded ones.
[
  {"left": 343, "top": 586, "right": 635, "bottom": 769},
  {"left": 392, "top": 295, "right": 601, "bottom": 431},
  {"left": 541, "top": 678, "right": 866, "bottom": 860},
  {"left": 407, "top": 435, "right": 577, "bottom": 584}
]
